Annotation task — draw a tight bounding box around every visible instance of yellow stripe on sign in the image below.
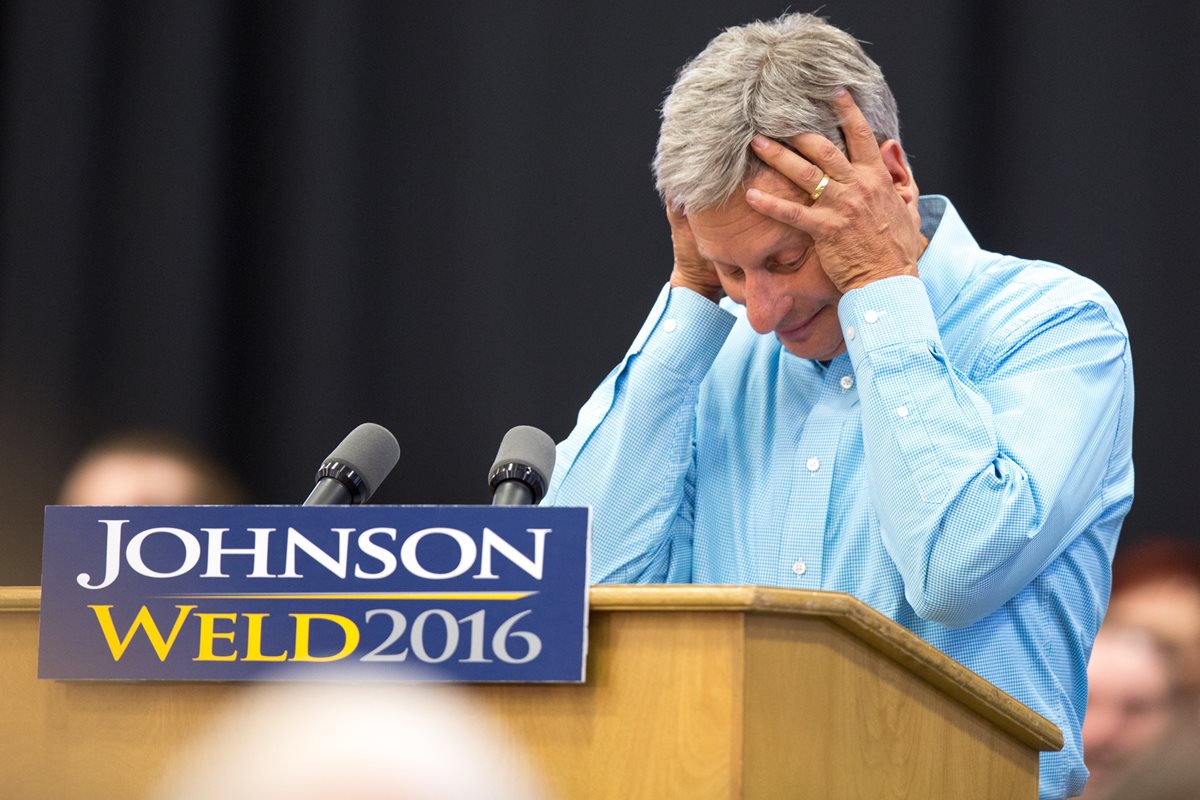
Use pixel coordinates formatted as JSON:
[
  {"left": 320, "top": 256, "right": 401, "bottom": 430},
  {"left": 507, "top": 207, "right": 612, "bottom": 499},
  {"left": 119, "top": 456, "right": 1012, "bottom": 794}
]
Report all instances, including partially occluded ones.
[{"left": 157, "top": 592, "right": 538, "bottom": 601}]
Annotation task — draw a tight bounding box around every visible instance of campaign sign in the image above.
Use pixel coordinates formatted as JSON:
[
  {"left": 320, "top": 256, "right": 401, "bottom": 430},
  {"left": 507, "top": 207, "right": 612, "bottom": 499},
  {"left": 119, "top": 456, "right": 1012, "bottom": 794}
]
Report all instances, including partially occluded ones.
[{"left": 39, "top": 505, "right": 590, "bottom": 682}]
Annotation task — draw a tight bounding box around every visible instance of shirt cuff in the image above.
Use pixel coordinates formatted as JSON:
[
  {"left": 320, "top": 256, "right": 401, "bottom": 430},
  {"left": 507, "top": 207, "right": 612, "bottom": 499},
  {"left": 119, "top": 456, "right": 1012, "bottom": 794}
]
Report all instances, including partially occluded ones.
[
  {"left": 632, "top": 284, "right": 735, "bottom": 383},
  {"left": 838, "top": 276, "right": 941, "bottom": 364}
]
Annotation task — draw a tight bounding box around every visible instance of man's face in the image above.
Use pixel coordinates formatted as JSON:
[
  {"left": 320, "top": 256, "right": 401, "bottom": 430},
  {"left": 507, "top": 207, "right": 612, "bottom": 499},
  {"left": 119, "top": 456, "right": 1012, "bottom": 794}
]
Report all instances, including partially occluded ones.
[
  {"left": 687, "top": 169, "right": 846, "bottom": 360},
  {"left": 1082, "top": 628, "right": 1173, "bottom": 786}
]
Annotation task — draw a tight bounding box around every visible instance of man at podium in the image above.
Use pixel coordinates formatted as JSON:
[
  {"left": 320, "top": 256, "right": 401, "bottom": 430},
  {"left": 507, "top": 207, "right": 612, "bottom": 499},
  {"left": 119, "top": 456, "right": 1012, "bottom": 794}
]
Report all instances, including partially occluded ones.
[{"left": 543, "top": 13, "right": 1133, "bottom": 800}]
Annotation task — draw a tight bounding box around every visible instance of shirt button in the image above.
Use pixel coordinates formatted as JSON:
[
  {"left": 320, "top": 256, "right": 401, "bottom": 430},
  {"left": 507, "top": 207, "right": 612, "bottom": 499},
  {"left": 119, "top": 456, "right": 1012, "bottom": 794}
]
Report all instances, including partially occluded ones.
[
  {"left": 896, "top": 406, "right": 910, "bottom": 418},
  {"left": 806, "top": 457, "right": 820, "bottom": 472},
  {"left": 845, "top": 325, "right": 856, "bottom": 340},
  {"left": 864, "top": 310, "right": 879, "bottom": 324},
  {"left": 663, "top": 319, "right": 678, "bottom": 333},
  {"left": 839, "top": 375, "right": 853, "bottom": 391},
  {"left": 792, "top": 560, "right": 807, "bottom": 577}
]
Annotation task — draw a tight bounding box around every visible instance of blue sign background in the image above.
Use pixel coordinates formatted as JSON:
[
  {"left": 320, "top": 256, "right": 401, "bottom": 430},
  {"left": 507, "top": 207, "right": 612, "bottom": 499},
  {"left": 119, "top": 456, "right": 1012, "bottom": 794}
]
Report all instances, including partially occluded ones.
[{"left": 40, "top": 505, "right": 590, "bottom": 682}]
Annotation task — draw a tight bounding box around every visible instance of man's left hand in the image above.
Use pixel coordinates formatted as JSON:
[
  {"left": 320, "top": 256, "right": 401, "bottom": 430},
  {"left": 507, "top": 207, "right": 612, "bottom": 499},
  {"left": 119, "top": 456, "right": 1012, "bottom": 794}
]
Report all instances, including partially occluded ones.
[{"left": 744, "top": 89, "right": 923, "bottom": 293}]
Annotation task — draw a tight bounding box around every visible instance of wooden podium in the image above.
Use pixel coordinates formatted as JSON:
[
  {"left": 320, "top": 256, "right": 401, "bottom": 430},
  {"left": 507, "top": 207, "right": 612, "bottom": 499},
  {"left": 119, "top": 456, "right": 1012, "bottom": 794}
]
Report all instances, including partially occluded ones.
[{"left": 0, "top": 584, "right": 1061, "bottom": 798}]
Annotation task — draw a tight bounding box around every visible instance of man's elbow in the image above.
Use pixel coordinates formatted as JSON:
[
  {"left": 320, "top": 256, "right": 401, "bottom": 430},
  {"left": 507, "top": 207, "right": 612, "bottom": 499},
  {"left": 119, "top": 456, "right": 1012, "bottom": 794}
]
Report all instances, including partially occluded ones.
[{"left": 904, "top": 582, "right": 995, "bottom": 629}]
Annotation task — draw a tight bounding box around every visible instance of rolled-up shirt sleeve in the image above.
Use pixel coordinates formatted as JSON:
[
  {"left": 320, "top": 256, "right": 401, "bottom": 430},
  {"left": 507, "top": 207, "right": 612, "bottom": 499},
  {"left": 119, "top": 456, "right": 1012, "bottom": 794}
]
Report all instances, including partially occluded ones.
[
  {"left": 544, "top": 284, "right": 735, "bottom": 583},
  {"left": 839, "top": 274, "right": 1131, "bottom": 627}
]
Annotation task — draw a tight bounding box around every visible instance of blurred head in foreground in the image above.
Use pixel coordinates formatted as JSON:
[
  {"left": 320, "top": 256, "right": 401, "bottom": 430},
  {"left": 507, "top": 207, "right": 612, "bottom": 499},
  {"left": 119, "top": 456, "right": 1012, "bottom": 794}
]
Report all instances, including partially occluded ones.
[
  {"left": 1107, "top": 535, "right": 1200, "bottom": 707},
  {"left": 1082, "top": 624, "right": 1177, "bottom": 796},
  {"left": 154, "top": 678, "right": 550, "bottom": 800},
  {"left": 58, "top": 430, "right": 246, "bottom": 505}
]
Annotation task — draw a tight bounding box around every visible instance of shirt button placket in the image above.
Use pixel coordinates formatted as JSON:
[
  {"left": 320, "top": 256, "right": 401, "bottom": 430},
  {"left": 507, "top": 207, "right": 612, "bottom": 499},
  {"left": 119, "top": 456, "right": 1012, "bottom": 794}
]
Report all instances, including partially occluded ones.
[{"left": 787, "top": 369, "right": 844, "bottom": 588}]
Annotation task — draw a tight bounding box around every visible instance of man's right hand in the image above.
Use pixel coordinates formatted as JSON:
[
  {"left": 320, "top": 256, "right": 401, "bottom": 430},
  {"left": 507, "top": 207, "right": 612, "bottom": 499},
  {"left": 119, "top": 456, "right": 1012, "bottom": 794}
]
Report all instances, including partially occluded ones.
[{"left": 667, "top": 207, "right": 723, "bottom": 303}]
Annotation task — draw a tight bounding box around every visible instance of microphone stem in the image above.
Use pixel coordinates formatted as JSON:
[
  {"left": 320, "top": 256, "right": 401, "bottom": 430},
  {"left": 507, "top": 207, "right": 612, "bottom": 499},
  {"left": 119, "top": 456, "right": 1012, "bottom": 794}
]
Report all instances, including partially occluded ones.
[
  {"left": 492, "top": 481, "right": 534, "bottom": 506},
  {"left": 304, "top": 479, "right": 353, "bottom": 506}
]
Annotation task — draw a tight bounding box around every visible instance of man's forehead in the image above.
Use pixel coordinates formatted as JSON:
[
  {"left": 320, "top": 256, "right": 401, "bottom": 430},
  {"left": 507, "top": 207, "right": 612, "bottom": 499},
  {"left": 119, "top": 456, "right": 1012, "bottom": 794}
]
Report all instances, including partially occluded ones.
[
  {"left": 689, "top": 169, "right": 812, "bottom": 262},
  {"left": 683, "top": 164, "right": 806, "bottom": 215}
]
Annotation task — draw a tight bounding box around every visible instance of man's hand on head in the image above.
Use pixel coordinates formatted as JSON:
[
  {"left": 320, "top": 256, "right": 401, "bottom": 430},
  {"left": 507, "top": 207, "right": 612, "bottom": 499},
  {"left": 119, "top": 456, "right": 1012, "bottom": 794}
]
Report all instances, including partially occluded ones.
[
  {"left": 744, "top": 90, "right": 924, "bottom": 293},
  {"left": 666, "top": 206, "right": 724, "bottom": 303}
]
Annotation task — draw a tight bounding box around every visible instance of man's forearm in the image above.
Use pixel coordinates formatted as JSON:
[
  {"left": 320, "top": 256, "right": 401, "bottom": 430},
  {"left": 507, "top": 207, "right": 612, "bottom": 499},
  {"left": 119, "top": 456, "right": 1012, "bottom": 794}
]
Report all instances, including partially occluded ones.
[
  {"left": 841, "top": 276, "right": 1130, "bottom": 626},
  {"left": 545, "top": 284, "right": 734, "bottom": 583}
]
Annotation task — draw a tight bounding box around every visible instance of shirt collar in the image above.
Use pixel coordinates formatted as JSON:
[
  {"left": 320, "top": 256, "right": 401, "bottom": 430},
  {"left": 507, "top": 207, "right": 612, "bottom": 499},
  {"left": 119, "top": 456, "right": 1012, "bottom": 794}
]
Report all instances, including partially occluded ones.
[{"left": 916, "top": 195, "right": 981, "bottom": 320}]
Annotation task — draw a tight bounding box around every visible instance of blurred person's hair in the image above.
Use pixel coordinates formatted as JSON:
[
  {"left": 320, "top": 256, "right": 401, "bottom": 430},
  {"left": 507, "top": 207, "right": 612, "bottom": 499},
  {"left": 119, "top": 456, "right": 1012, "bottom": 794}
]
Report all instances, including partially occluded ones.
[
  {"left": 653, "top": 12, "right": 902, "bottom": 214},
  {"left": 154, "top": 676, "right": 550, "bottom": 800},
  {"left": 58, "top": 430, "right": 247, "bottom": 505},
  {"left": 1112, "top": 535, "right": 1200, "bottom": 594}
]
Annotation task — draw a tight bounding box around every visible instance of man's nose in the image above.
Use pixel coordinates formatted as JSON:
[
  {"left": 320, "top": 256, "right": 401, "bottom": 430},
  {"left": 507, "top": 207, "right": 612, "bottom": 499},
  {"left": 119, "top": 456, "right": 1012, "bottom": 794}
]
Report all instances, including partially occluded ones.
[
  {"left": 744, "top": 272, "right": 794, "bottom": 334},
  {"left": 1082, "top": 704, "right": 1120, "bottom": 754}
]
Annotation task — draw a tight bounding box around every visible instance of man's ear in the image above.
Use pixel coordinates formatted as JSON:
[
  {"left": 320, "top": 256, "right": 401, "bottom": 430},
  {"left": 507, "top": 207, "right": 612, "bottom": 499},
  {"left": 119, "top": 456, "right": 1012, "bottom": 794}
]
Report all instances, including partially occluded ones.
[{"left": 879, "top": 139, "right": 918, "bottom": 204}]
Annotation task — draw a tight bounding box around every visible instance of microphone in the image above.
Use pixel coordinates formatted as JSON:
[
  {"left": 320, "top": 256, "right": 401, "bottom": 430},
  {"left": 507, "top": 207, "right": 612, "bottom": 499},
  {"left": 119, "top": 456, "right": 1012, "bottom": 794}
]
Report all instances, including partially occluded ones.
[
  {"left": 303, "top": 423, "right": 401, "bottom": 506},
  {"left": 488, "top": 426, "right": 556, "bottom": 506}
]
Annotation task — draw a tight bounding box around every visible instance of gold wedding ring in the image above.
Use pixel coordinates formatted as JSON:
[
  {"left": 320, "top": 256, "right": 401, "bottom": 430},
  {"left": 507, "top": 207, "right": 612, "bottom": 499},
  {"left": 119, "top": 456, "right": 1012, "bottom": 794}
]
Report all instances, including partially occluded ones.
[{"left": 809, "top": 174, "right": 831, "bottom": 203}]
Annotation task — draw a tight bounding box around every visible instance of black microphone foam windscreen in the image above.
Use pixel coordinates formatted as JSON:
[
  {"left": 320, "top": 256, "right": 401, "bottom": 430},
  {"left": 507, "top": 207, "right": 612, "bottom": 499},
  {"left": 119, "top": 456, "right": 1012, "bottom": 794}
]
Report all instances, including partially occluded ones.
[
  {"left": 490, "top": 426, "right": 556, "bottom": 486},
  {"left": 324, "top": 423, "right": 401, "bottom": 501}
]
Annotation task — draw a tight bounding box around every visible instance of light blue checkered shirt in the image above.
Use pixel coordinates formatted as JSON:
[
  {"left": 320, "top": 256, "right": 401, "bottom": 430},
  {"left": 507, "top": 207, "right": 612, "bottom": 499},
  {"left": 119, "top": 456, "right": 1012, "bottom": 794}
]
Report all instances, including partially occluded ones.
[{"left": 545, "top": 196, "right": 1133, "bottom": 798}]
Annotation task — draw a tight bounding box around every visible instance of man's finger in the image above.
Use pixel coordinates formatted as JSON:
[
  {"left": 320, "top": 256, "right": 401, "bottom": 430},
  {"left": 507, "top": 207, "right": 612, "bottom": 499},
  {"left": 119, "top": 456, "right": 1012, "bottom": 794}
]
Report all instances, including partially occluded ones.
[
  {"left": 788, "top": 132, "right": 854, "bottom": 182},
  {"left": 832, "top": 88, "right": 883, "bottom": 166},
  {"left": 750, "top": 135, "right": 825, "bottom": 195},
  {"left": 745, "top": 186, "right": 831, "bottom": 233}
]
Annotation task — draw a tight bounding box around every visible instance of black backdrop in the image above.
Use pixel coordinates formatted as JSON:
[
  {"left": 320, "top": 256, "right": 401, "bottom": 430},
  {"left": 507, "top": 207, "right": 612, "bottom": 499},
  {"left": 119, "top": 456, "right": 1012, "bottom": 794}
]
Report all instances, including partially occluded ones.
[{"left": 1, "top": 1, "right": 1196, "bottom": 584}]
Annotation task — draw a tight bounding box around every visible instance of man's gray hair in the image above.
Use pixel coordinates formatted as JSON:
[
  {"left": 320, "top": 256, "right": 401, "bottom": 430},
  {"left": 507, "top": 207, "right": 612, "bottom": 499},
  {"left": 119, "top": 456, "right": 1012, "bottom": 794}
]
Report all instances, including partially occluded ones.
[{"left": 654, "top": 13, "right": 901, "bottom": 213}]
